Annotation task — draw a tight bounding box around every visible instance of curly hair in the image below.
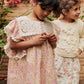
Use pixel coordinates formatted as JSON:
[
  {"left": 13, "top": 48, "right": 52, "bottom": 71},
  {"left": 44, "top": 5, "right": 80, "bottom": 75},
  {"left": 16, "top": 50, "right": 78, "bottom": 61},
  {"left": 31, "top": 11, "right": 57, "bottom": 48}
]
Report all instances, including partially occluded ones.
[{"left": 53, "top": 0, "right": 81, "bottom": 18}]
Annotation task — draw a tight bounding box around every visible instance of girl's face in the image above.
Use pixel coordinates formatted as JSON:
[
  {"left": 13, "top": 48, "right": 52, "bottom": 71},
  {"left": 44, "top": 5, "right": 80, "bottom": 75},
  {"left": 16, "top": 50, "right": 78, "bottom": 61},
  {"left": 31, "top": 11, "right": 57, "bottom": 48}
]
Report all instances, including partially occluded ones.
[
  {"left": 33, "top": 3, "right": 53, "bottom": 21},
  {"left": 63, "top": 3, "right": 81, "bottom": 20}
]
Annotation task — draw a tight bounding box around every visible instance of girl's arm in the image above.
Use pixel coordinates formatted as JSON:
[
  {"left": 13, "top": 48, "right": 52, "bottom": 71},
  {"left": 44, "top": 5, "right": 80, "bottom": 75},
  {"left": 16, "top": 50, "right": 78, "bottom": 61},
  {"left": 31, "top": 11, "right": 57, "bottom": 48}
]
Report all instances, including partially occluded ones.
[
  {"left": 10, "top": 33, "right": 47, "bottom": 50},
  {"left": 10, "top": 38, "right": 37, "bottom": 50},
  {"left": 79, "top": 21, "right": 84, "bottom": 52}
]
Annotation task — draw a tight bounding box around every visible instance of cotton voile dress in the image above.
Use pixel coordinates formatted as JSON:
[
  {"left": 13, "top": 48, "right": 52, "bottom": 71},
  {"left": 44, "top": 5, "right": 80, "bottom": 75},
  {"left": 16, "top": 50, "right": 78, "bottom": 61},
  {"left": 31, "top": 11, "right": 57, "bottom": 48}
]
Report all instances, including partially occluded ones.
[
  {"left": 53, "top": 19, "right": 84, "bottom": 84},
  {"left": 4, "top": 16, "right": 57, "bottom": 84}
]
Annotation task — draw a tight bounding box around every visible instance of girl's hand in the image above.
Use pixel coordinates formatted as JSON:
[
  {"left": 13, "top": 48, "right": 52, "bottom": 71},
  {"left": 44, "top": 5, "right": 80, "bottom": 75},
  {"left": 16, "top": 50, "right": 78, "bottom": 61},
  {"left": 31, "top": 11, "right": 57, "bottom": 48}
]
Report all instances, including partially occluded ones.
[
  {"left": 33, "top": 32, "right": 48, "bottom": 46},
  {"left": 48, "top": 33, "right": 57, "bottom": 48},
  {"left": 10, "top": 32, "right": 48, "bottom": 50},
  {"left": 78, "top": 48, "right": 82, "bottom": 55}
]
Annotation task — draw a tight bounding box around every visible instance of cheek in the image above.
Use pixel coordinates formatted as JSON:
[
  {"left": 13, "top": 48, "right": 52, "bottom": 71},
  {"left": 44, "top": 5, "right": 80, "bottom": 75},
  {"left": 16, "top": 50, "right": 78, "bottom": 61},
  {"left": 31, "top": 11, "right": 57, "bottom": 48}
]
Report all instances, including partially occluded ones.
[{"left": 72, "top": 12, "right": 77, "bottom": 15}]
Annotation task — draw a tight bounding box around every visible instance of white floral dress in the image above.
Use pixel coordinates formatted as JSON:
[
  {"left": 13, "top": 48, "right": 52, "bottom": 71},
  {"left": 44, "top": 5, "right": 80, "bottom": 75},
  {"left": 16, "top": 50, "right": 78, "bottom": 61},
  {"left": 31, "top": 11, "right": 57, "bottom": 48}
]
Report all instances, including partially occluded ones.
[
  {"left": 53, "top": 19, "right": 84, "bottom": 84},
  {"left": 4, "top": 16, "right": 57, "bottom": 84}
]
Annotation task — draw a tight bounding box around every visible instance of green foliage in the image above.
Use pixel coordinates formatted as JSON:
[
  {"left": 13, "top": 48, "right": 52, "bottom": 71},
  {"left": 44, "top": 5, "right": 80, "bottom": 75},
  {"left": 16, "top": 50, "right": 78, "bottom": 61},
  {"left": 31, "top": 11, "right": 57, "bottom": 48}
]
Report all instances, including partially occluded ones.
[
  {"left": 45, "top": 14, "right": 54, "bottom": 21},
  {"left": 81, "top": 11, "right": 84, "bottom": 20},
  {"left": 27, "top": 11, "right": 32, "bottom": 15},
  {"left": 0, "top": 3, "right": 13, "bottom": 65}
]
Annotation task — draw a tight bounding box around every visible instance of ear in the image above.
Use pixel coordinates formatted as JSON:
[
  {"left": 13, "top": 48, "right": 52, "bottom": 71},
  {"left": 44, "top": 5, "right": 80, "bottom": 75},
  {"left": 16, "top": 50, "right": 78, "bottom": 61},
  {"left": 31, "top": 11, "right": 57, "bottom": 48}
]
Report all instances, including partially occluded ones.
[{"left": 62, "top": 9, "right": 68, "bottom": 16}]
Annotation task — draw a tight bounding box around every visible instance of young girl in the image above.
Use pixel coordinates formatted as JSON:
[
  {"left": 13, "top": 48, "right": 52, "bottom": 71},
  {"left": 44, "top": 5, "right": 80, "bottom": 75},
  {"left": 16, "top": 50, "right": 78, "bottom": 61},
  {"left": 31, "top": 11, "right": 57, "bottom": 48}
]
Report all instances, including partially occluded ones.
[
  {"left": 4, "top": 0, "right": 59, "bottom": 84},
  {"left": 53, "top": 0, "right": 84, "bottom": 84}
]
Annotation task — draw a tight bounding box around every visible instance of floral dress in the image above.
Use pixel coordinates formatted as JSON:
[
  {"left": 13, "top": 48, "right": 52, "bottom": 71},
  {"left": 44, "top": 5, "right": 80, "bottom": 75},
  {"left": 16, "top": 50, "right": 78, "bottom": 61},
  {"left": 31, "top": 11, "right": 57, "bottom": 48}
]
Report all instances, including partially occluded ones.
[
  {"left": 53, "top": 19, "right": 84, "bottom": 84},
  {"left": 4, "top": 16, "right": 57, "bottom": 84}
]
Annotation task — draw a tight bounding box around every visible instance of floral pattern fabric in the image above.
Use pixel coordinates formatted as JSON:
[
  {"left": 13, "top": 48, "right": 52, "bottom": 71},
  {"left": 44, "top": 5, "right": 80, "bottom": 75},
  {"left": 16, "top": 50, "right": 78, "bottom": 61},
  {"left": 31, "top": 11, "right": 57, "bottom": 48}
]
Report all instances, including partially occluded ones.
[
  {"left": 53, "top": 19, "right": 84, "bottom": 84},
  {"left": 54, "top": 55, "right": 80, "bottom": 84},
  {"left": 4, "top": 16, "right": 57, "bottom": 84}
]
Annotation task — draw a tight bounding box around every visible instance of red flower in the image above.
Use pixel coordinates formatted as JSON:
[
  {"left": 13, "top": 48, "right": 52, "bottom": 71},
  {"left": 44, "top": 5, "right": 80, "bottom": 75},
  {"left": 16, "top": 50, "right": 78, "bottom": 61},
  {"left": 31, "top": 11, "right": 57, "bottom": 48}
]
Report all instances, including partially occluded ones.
[{"left": 7, "top": 0, "right": 10, "bottom": 2}]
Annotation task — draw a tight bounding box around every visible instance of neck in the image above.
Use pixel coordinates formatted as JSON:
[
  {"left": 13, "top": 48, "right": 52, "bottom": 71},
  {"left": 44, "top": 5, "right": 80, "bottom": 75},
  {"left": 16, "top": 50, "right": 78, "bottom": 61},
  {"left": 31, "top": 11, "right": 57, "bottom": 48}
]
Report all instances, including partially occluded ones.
[
  {"left": 28, "top": 11, "right": 44, "bottom": 22},
  {"left": 61, "top": 17, "right": 75, "bottom": 23}
]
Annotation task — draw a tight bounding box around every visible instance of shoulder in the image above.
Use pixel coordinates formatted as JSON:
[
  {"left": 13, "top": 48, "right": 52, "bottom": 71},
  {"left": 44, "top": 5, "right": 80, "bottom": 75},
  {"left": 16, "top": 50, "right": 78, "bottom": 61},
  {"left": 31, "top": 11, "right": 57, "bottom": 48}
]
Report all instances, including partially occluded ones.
[
  {"left": 53, "top": 19, "right": 59, "bottom": 24},
  {"left": 75, "top": 19, "right": 84, "bottom": 31},
  {"left": 76, "top": 19, "right": 83, "bottom": 25},
  {"left": 16, "top": 16, "right": 30, "bottom": 22}
]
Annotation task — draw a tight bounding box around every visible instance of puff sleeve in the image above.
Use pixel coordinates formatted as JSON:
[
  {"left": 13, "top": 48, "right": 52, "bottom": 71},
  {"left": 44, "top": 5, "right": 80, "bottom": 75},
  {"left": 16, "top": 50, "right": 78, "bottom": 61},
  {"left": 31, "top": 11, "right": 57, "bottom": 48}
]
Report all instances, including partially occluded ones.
[{"left": 4, "top": 19, "right": 26, "bottom": 59}]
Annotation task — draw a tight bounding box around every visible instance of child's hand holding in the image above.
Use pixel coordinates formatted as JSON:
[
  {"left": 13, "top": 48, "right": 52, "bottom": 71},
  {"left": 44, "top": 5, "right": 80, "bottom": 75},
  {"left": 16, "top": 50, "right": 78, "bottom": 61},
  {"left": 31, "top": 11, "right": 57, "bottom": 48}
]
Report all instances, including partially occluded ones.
[
  {"left": 48, "top": 33, "right": 57, "bottom": 48},
  {"left": 33, "top": 32, "right": 48, "bottom": 46}
]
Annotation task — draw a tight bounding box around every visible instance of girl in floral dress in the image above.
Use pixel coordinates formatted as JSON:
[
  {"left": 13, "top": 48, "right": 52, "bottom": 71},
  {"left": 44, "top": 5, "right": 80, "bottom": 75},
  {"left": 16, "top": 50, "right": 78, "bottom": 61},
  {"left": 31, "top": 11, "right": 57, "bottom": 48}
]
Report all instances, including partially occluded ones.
[
  {"left": 53, "top": 0, "right": 84, "bottom": 84},
  {"left": 4, "top": 0, "right": 59, "bottom": 84}
]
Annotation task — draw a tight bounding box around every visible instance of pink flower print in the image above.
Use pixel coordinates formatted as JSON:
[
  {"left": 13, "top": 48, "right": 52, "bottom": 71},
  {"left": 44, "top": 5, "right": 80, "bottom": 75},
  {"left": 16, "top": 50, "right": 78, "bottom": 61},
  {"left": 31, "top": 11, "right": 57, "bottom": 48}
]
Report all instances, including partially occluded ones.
[
  {"left": 10, "top": 70, "right": 14, "bottom": 73},
  {"left": 41, "top": 61, "right": 44, "bottom": 67},
  {"left": 23, "top": 73, "right": 27, "bottom": 79},
  {"left": 35, "top": 72, "right": 38, "bottom": 78},
  {"left": 9, "top": 61, "right": 12, "bottom": 66},
  {"left": 18, "top": 65, "right": 24, "bottom": 72},
  {"left": 28, "top": 63, "right": 35, "bottom": 70},
  {"left": 52, "top": 79, "right": 57, "bottom": 84},
  {"left": 44, "top": 69, "right": 49, "bottom": 75}
]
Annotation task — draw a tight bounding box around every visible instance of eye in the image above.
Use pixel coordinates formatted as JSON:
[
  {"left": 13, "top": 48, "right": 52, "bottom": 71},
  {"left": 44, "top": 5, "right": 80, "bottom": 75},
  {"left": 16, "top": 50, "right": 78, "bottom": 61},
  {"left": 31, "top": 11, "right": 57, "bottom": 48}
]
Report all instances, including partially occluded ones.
[
  {"left": 48, "top": 10, "right": 52, "bottom": 12},
  {"left": 74, "top": 8, "right": 78, "bottom": 11},
  {"left": 41, "top": 7, "right": 46, "bottom": 10}
]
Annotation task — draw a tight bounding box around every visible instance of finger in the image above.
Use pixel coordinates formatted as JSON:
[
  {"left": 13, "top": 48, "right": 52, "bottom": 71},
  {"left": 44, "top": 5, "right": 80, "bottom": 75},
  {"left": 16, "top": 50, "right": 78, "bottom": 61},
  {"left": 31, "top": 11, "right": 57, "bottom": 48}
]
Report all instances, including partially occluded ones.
[
  {"left": 41, "top": 32, "right": 47, "bottom": 36},
  {"left": 51, "top": 37, "right": 57, "bottom": 40},
  {"left": 49, "top": 38, "right": 57, "bottom": 41},
  {"left": 49, "top": 35, "right": 57, "bottom": 40},
  {"left": 50, "top": 39, "right": 57, "bottom": 41},
  {"left": 41, "top": 35, "right": 48, "bottom": 39},
  {"left": 49, "top": 34, "right": 56, "bottom": 38}
]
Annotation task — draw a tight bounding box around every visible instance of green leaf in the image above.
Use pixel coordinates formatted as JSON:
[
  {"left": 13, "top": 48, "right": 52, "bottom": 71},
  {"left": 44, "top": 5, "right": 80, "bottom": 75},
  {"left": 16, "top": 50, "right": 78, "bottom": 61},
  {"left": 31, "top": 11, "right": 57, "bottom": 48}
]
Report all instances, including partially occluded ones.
[
  {"left": 81, "top": 15, "right": 84, "bottom": 20},
  {"left": 45, "top": 14, "right": 54, "bottom": 21},
  {"left": 0, "top": 43, "right": 5, "bottom": 48},
  {"left": 27, "top": 12, "right": 32, "bottom": 15},
  {"left": 0, "top": 54, "right": 1, "bottom": 58},
  {"left": 2, "top": 7, "right": 6, "bottom": 10},
  {"left": 0, "top": 64, "right": 1, "bottom": 66},
  {"left": 2, "top": 50, "right": 5, "bottom": 55},
  {"left": 0, "top": 40, "right": 3, "bottom": 42}
]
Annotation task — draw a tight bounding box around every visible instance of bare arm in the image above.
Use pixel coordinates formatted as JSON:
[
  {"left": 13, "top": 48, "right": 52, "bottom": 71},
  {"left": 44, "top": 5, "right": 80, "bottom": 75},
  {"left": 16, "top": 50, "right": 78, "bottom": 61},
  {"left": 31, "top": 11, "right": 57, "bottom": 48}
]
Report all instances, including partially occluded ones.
[
  {"left": 10, "top": 33, "right": 48, "bottom": 50},
  {"left": 10, "top": 39, "right": 36, "bottom": 50}
]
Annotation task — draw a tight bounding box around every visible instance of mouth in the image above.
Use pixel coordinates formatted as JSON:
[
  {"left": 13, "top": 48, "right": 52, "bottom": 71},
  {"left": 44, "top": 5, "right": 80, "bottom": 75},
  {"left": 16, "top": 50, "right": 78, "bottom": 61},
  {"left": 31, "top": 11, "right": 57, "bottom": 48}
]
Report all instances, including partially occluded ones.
[
  {"left": 75, "top": 15, "right": 80, "bottom": 17},
  {"left": 41, "top": 16, "right": 46, "bottom": 18}
]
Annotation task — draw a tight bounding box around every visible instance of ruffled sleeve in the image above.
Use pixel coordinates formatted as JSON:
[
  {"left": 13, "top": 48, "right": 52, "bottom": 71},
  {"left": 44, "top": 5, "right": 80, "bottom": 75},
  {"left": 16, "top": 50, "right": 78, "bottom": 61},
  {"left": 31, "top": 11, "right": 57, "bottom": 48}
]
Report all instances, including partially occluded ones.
[
  {"left": 4, "top": 19, "right": 26, "bottom": 59},
  {"left": 79, "top": 20, "right": 84, "bottom": 51}
]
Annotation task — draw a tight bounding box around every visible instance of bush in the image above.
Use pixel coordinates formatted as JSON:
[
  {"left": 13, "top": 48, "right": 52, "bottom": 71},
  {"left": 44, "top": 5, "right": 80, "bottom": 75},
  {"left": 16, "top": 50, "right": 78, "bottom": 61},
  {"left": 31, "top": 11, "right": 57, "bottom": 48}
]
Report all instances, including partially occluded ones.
[{"left": 0, "top": 1, "right": 13, "bottom": 65}]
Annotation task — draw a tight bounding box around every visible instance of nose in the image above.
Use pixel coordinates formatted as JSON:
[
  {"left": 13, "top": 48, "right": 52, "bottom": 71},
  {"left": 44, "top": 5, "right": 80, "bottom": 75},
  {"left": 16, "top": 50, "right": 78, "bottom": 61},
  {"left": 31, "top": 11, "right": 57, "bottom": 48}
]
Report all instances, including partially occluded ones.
[
  {"left": 77, "top": 9, "right": 80, "bottom": 14},
  {"left": 44, "top": 11, "right": 49, "bottom": 16}
]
